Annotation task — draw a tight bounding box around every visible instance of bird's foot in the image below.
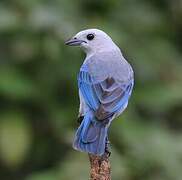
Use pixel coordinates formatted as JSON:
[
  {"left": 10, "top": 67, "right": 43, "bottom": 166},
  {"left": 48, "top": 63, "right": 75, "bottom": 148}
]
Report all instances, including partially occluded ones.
[
  {"left": 105, "top": 140, "right": 111, "bottom": 157},
  {"left": 77, "top": 115, "right": 84, "bottom": 124},
  {"left": 105, "top": 147, "right": 111, "bottom": 157}
]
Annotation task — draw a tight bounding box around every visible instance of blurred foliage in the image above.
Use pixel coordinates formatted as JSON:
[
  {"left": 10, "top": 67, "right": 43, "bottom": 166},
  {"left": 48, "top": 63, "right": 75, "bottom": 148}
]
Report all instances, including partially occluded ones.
[{"left": 0, "top": 0, "right": 182, "bottom": 179}]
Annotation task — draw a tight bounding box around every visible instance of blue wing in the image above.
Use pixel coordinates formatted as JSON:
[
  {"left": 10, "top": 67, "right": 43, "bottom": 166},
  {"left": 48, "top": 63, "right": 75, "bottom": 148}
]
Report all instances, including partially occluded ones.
[
  {"left": 78, "top": 69, "right": 133, "bottom": 121},
  {"left": 73, "top": 65, "right": 133, "bottom": 155}
]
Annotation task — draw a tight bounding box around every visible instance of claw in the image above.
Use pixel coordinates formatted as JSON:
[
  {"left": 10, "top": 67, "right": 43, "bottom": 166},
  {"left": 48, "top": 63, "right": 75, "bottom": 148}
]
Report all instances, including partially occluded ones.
[
  {"left": 105, "top": 138, "right": 111, "bottom": 157},
  {"left": 77, "top": 116, "right": 84, "bottom": 124},
  {"left": 105, "top": 148, "right": 111, "bottom": 157}
]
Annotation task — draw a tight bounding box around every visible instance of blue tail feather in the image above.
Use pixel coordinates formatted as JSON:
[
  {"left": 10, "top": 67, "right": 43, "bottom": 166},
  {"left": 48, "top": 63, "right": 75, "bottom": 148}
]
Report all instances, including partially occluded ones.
[{"left": 73, "top": 111, "right": 108, "bottom": 155}]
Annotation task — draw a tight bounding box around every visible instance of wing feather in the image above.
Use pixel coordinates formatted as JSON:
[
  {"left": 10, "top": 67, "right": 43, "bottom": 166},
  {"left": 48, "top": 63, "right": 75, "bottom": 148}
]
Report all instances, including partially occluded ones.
[{"left": 78, "top": 70, "right": 133, "bottom": 121}]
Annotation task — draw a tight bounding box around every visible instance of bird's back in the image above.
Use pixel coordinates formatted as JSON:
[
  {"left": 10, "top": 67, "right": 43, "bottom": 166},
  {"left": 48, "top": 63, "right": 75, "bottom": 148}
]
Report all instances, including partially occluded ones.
[{"left": 82, "top": 50, "right": 133, "bottom": 84}]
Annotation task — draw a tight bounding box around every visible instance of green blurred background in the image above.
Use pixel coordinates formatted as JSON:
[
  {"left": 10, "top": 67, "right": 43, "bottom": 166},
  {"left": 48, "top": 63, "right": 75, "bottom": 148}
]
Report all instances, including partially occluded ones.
[{"left": 0, "top": 0, "right": 182, "bottom": 180}]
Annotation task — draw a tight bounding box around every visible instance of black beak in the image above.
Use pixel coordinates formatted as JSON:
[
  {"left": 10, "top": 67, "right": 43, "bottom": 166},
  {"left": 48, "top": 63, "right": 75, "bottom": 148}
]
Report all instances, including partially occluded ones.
[{"left": 65, "top": 38, "right": 86, "bottom": 46}]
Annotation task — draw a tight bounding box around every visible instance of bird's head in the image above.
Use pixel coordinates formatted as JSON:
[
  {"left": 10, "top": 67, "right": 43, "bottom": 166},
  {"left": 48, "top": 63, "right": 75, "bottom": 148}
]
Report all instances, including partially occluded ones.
[{"left": 65, "top": 29, "right": 117, "bottom": 55}]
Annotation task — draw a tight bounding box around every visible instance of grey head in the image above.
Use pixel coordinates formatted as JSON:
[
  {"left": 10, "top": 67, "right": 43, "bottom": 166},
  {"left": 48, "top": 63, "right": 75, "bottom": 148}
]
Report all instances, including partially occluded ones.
[{"left": 65, "top": 29, "right": 119, "bottom": 55}]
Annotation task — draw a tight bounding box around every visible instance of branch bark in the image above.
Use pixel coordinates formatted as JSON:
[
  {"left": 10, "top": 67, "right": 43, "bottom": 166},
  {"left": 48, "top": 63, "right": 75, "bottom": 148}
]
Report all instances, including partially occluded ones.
[{"left": 89, "top": 153, "right": 111, "bottom": 180}]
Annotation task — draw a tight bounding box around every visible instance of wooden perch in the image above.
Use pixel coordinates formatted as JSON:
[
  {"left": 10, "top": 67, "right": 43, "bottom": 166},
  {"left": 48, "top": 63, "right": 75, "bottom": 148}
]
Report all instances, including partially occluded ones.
[{"left": 89, "top": 153, "right": 111, "bottom": 180}]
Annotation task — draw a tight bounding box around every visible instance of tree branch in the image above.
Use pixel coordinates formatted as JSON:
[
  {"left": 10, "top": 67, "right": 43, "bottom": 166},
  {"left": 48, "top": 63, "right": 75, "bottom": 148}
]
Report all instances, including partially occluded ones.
[{"left": 89, "top": 153, "right": 111, "bottom": 180}]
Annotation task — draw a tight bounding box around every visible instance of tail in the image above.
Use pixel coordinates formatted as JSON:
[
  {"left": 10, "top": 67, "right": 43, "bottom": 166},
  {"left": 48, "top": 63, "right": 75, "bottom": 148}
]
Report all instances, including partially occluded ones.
[{"left": 73, "top": 111, "right": 109, "bottom": 156}]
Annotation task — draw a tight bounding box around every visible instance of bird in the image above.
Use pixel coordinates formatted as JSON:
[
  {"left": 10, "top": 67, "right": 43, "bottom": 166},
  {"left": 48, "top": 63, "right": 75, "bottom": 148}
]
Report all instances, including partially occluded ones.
[{"left": 65, "top": 29, "right": 134, "bottom": 156}]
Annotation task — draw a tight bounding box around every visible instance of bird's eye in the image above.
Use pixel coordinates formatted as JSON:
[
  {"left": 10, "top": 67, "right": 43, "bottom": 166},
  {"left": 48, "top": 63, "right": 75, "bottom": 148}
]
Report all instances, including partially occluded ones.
[{"left": 87, "top": 34, "right": 94, "bottom": 41}]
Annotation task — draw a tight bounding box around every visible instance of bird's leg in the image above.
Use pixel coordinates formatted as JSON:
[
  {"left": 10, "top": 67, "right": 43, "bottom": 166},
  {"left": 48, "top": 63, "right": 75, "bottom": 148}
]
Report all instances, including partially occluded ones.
[
  {"left": 105, "top": 136, "right": 111, "bottom": 157},
  {"left": 77, "top": 115, "right": 84, "bottom": 124}
]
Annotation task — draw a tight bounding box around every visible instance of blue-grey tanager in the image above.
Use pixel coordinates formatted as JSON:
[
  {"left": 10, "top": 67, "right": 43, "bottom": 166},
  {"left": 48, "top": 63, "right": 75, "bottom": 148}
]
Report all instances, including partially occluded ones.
[{"left": 65, "top": 29, "right": 134, "bottom": 156}]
